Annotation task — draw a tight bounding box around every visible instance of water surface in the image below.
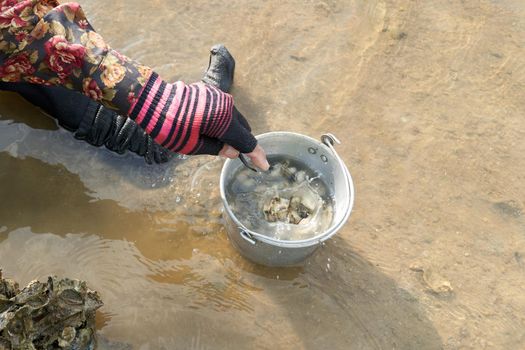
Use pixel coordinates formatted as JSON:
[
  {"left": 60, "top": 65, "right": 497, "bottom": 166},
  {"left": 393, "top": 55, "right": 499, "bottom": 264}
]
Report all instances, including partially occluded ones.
[{"left": 1, "top": 0, "right": 524, "bottom": 349}]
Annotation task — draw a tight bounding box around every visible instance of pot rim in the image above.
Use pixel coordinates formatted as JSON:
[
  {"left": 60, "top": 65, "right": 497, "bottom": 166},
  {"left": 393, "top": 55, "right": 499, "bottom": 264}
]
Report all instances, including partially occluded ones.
[{"left": 219, "top": 131, "right": 355, "bottom": 248}]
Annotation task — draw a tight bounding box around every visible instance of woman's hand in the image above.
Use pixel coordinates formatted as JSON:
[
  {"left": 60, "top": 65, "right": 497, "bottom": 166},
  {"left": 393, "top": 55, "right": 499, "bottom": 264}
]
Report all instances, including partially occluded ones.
[
  {"left": 219, "top": 144, "right": 269, "bottom": 171},
  {"left": 193, "top": 104, "right": 269, "bottom": 171}
]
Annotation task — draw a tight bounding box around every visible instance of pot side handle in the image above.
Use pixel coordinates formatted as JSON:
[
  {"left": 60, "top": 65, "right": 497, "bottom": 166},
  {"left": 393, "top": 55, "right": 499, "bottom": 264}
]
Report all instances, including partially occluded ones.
[{"left": 239, "top": 228, "right": 257, "bottom": 245}]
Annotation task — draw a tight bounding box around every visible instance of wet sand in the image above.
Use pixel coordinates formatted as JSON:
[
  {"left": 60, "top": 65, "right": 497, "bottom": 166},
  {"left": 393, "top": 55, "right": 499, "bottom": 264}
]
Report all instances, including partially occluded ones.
[{"left": 1, "top": 0, "right": 524, "bottom": 348}]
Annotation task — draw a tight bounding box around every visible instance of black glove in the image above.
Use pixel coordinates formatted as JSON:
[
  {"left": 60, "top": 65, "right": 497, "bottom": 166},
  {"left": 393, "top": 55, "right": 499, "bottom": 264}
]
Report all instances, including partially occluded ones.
[
  {"left": 0, "top": 81, "right": 171, "bottom": 164},
  {"left": 194, "top": 44, "right": 256, "bottom": 155},
  {"left": 202, "top": 44, "right": 235, "bottom": 93},
  {"left": 74, "top": 102, "right": 172, "bottom": 164}
]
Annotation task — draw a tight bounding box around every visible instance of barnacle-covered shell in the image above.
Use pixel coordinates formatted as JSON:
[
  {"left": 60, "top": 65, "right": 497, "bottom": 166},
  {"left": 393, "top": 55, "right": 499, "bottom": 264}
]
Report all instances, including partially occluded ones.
[
  {"left": 263, "top": 194, "right": 315, "bottom": 225},
  {"left": 0, "top": 270, "right": 18, "bottom": 300},
  {"left": 264, "top": 197, "right": 290, "bottom": 222},
  {"left": 288, "top": 196, "right": 313, "bottom": 224},
  {"left": 0, "top": 273, "right": 102, "bottom": 349}
]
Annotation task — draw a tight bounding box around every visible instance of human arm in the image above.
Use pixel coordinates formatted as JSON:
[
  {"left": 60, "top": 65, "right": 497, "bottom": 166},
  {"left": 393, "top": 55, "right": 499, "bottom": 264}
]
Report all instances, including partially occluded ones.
[{"left": 0, "top": 1, "right": 269, "bottom": 169}]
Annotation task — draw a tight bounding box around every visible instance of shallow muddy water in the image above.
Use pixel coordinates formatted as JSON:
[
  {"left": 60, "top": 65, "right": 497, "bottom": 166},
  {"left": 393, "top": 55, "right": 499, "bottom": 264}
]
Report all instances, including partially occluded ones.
[{"left": 1, "top": 0, "right": 524, "bottom": 349}]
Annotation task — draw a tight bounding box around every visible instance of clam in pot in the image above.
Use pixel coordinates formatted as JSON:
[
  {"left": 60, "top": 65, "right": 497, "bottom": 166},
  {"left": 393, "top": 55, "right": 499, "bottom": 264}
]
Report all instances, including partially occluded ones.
[{"left": 220, "top": 132, "right": 355, "bottom": 267}]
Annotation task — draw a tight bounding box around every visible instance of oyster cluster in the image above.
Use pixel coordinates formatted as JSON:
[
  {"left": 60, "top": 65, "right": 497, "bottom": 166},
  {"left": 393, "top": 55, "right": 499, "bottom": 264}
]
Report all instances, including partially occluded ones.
[
  {"left": 228, "top": 157, "right": 334, "bottom": 240},
  {"left": 262, "top": 162, "right": 320, "bottom": 225},
  {"left": 0, "top": 270, "right": 102, "bottom": 350},
  {"left": 263, "top": 196, "right": 313, "bottom": 224}
]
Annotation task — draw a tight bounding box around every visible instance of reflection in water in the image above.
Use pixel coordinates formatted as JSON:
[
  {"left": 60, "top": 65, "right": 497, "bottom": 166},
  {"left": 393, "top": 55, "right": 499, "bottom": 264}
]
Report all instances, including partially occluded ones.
[
  {"left": 1, "top": 0, "right": 525, "bottom": 348},
  {"left": 0, "top": 93, "right": 58, "bottom": 130}
]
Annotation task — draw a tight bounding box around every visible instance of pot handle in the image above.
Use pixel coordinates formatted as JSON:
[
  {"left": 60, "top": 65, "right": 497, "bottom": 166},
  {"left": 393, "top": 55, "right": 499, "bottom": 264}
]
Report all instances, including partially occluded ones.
[
  {"left": 321, "top": 134, "right": 347, "bottom": 176},
  {"left": 321, "top": 133, "right": 342, "bottom": 149},
  {"left": 239, "top": 228, "right": 257, "bottom": 245}
]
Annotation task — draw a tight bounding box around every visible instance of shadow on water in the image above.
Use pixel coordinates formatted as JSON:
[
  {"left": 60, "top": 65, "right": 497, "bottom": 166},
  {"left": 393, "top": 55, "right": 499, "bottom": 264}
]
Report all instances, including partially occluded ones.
[
  {"left": 297, "top": 243, "right": 443, "bottom": 349},
  {"left": 0, "top": 153, "right": 151, "bottom": 239},
  {"left": 0, "top": 92, "right": 58, "bottom": 131},
  {"left": 229, "top": 86, "right": 271, "bottom": 134},
  {"left": 217, "top": 237, "right": 444, "bottom": 349}
]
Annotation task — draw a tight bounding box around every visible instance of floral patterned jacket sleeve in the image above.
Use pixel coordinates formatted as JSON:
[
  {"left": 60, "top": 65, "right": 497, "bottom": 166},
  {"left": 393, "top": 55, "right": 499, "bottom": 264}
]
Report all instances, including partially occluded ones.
[
  {"left": 0, "top": 0, "right": 151, "bottom": 115},
  {"left": 0, "top": 0, "right": 257, "bottom": 156}
]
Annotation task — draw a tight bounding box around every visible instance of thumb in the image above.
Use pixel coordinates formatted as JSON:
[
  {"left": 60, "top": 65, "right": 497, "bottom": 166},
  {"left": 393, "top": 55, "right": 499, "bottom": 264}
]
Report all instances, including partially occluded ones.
[{"left": 245, "top": 144, "right": 270, "bottom": 171}]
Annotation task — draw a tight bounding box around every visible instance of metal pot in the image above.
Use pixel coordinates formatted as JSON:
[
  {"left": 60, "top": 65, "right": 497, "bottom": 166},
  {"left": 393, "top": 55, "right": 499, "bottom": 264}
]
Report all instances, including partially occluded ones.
[{"left": 220, "top": 132, "right": 355, "bottom": 266}]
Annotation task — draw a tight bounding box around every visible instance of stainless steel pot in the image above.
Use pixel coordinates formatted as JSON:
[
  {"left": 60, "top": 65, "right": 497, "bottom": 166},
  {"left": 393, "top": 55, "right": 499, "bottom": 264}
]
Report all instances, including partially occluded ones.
[{"left": 220, "top": 132, "right": 355, "bottom": 266}]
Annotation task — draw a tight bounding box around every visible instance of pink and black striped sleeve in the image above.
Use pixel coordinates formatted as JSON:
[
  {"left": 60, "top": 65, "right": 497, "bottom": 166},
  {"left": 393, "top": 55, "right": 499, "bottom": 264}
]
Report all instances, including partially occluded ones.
[{"left": 127, "top": 72, "right": 255, "bottom": 155}]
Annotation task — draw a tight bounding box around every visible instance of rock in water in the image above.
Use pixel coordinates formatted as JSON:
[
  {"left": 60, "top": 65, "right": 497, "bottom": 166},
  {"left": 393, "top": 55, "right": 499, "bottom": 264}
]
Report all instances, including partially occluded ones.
[{"left": 0, "top": 270, "right": 102, "bottom": 350}]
